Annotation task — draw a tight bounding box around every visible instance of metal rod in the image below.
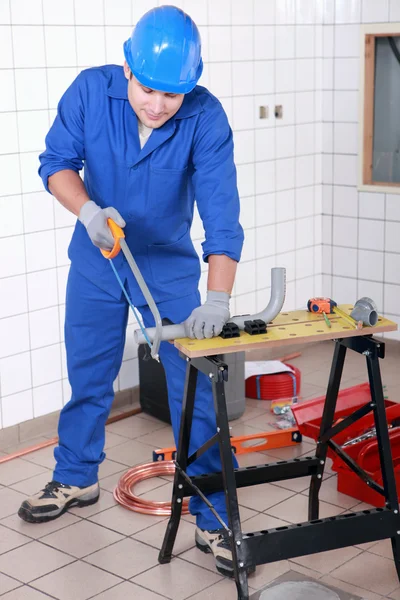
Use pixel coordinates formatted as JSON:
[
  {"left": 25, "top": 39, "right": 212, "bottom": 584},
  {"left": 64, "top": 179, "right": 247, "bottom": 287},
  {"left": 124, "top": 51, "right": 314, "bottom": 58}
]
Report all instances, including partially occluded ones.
[
  {"left": 174, "top": 461, "right": 229, "bottom": 532},
  {"left": 328, "top": 440, "right": 385, "bottom": 496}
]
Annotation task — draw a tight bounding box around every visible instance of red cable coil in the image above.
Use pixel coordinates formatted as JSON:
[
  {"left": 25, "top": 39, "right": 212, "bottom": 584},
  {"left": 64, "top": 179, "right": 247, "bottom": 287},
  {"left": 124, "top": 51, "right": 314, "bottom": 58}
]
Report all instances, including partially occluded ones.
[{"left": 245, "top": 363, "right": 301, "bottom": 401}]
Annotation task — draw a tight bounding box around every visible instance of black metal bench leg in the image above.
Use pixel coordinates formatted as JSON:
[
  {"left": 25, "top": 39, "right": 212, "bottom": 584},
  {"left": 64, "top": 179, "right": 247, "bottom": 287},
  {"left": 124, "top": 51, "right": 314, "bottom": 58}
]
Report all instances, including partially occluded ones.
[
  {"left": 309, "top": 341, "right": 347, "bottom": 521},
  {"left": 366, "top": 348, "right": 400, "bottom": 580},
  {"left": 159, "top": 361, "right": 197, "bottom": 563},
  {"left": 213, "top": 373, "right": 249, "bottom": 600}
]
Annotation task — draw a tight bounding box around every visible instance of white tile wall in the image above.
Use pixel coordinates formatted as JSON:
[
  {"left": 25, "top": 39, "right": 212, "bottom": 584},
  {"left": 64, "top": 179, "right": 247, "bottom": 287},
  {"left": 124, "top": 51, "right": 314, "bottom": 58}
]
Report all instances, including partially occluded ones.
[
  {"left": 322, "top": 0, "right": 400, "bottom": 336},
  {"left": 0, "top": 0, "right": 330, "bottom": 428}
]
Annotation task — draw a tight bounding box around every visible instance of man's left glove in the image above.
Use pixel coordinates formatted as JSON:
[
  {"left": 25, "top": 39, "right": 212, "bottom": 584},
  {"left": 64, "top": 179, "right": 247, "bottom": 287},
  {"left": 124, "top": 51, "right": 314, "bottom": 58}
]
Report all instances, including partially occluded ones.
[{"left": 184, "top": 291, "right": 230, "bottom": 339}]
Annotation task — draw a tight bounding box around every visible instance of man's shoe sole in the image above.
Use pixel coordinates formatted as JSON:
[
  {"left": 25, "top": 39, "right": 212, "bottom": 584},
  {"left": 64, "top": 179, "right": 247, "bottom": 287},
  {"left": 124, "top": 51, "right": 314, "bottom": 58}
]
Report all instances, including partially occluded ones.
[
  {"left": 195, "top": 538, "right": 255, "bottom": 579},
  {"left": 18, "top": 493, "right": 100, "bottom": 524}
]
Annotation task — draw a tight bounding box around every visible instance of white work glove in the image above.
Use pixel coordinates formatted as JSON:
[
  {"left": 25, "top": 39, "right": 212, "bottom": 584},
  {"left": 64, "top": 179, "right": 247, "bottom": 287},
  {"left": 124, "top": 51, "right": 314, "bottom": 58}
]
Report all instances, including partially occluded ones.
[
  {"left": 184, "top": 291, "right": 230, "bottom": 339},
  {"left": 79, "top": 201, "right": 126, "bottom": 250}
]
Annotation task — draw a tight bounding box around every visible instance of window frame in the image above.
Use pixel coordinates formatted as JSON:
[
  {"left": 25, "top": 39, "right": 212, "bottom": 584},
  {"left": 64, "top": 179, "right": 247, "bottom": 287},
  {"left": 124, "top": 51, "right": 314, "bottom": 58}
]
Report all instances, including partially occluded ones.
[{"left": 359, "top": 23, "right": 400, "bottom": 194}]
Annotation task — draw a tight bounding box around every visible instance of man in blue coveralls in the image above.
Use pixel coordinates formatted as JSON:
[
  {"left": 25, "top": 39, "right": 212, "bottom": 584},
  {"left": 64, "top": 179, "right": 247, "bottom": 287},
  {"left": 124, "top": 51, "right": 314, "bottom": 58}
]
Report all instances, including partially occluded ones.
[{"left": 18, "top": 5, "right": 247, "bottom": 578}]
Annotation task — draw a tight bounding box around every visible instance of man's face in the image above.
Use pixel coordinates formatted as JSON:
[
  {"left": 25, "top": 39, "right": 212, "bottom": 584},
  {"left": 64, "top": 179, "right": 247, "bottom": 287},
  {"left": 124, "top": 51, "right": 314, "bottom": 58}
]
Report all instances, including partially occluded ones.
[{"left": 124, "top": 62, "right": 185, "bottom": 129}]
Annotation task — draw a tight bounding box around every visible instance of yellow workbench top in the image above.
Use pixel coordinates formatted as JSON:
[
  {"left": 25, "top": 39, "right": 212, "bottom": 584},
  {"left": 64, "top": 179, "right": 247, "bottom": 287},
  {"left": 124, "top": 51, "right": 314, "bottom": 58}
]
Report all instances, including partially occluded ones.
[{"left": 174, "top": 305, "right": 398, "bottom": 359}]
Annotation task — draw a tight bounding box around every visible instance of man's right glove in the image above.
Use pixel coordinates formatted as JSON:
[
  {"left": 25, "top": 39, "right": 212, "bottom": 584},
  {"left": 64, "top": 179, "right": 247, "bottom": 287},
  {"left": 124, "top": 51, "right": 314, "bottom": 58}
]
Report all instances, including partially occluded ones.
[{"left": 79, "top": 201, "right": 126, "bottom": 250}]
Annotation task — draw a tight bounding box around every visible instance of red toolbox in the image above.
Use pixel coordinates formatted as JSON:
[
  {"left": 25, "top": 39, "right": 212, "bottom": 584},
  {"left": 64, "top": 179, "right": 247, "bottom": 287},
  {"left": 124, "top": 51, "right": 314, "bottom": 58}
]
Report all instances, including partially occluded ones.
[{"left": 292, "top": 383, "right": 400, "bottom": 507}]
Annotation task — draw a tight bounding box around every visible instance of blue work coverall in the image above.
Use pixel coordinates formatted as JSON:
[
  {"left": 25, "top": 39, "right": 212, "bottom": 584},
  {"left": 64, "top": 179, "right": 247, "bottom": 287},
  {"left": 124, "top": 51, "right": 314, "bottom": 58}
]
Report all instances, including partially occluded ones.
[{"left": 39, "top": 65, "right": 244, "bottom": 530}]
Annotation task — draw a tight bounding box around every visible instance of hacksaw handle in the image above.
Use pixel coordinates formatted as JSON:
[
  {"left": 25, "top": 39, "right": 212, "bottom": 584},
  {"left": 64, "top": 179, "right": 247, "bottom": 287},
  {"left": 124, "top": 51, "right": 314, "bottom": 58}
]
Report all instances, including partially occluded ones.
[{"left": 100, "top": 219, "right": 125, "bottom": 259}]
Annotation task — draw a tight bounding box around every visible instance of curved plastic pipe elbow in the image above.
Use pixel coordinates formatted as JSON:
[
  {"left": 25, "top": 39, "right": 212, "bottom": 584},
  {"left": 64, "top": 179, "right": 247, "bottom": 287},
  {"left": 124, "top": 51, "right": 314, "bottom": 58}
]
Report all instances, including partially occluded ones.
[{"left": 134, "top": 267, "right": 286, "bottom": 346}]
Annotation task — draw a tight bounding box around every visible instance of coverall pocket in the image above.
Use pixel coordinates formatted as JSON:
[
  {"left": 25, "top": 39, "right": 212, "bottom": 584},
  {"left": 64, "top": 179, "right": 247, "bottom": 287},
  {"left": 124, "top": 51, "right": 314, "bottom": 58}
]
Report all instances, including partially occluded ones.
[
  {"left": 149, "top": 165, "right": 189, "bottom": 216},
  {"left": 148, "top": 225, "right": 200, "bottom": 287}
]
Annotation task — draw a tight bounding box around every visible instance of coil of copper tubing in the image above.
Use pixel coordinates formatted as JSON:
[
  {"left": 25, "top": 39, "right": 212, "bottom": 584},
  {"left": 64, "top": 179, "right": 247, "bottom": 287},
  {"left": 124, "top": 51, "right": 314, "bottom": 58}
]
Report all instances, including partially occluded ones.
[{"left": 113, "top": 460, "right": 190, "bottom": 515}]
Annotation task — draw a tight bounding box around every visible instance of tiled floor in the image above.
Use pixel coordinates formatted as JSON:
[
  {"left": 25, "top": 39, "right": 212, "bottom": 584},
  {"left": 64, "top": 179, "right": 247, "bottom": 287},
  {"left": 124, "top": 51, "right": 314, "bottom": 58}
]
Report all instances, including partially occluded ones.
[{"left": 0, "top": 340, "right": 399, "bottom": 599}]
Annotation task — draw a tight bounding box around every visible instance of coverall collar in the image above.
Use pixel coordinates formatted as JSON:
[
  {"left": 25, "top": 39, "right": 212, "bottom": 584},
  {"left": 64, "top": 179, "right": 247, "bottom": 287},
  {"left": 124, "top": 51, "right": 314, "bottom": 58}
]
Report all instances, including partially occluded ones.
[
  {"left": 106, "top": 67, "right": 203, "bottom": 119},
  {"left": 106, "top": 67, "right": 203, "bottom": 166}
]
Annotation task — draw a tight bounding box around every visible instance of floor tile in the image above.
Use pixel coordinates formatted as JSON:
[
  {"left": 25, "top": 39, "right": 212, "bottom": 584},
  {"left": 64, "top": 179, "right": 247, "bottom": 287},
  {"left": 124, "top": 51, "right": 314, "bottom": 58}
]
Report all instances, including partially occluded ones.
[
  {"left": 0, "top": 540, "right": 74, "bottom": 583},
  {"left": 134, "top": 412, "right": 168, "bottom": 424},
  {"left": 134, "top": 475, "right": 171, "bottom": 496},
  {"left": 300, "top": 474, "right": 361, "bottom": 510},
  {"left": 239, "top": 505, "right": 261, "bottom": 523},
  {"left": 330, "top": 551, "right": 399, "bottom": 595},
  {"left": 135, "top": 482, "right": 173, "bottom": 504},
  {"left": 31, "top": 560, "right": 122, "bottom": 600},
  {"left": 1, "top": 340, "right": 399, "bottom": 600},
  {"left": 0, "top": 488, "right": 32, "bottom": 520},
  {"left": 88, "top": 504, "right": 166, "bottom": 536},
  {"left": 178, "top": 545, "right": 219, "bottom": 574},
  {"left": 103, "top": 431, "right": 131, "bottom": 450},
  {"left": 105, "top": 439, "right": 155, "bottom": 466},
  {"left": 235, "top": 405, "right": 268, "bottom": 423},
  {"left": 84, "top": 537, "right": 160, "bottom": 579},
  {"left": 136, "top": 427, "right": 176, "bottom": 449},
  {"left": 236, "top": 452, "right": 275, "bottom": 468},
  {"left": 186, "top": 577, "right": 257, "bottom": 599},
  {"left": 1, "top": 437, "right": 51, "bottom": 456},
  {"left": 132, "top": 518, "right": 196, "bottom": 555},
  {"left": 9, "top": 471, "right": 53, "bottom": 496},
  {"left": 246, "top": 559, "right": 291, "bottom": 591},
  {"left": 106, "top": 416, "right": 167, "bottom": 440},
  {"left": 22, "top": 446, "right": 56, "bottom": 470},
  {"left": 0, "top": 573, "right": 22, "bottom": 596},
  {"left": 99, "top": 470, "right": 126, "bottom": 493},
  {"left": 242, "top": 512, "right": 290, "bottom": 533},
  {"left": 98, "top": 459, "right": 126, "bottom": 480},
  {"left": 0, "top": 459, "right": 47, "bottom": 486},
  {"left": 388, "top": 587, "right": 400, "bottom": 600},
  {"left": 262, "top": 441, "right": 316, "bottom": 461},
  {"left": 40, "top": 519, "right": 124, "bottom": 559},
  {"left": 69, "top": 489, "right": 117, "bottom": 517},
  {"left": 89, "top": 580, "right": 168, "bottom": 599},
  {"left": 367, "top": 538, "right": 393, "bottom": 559},
  {"left": 265, "top": 494, "right": 344, "bottom": 523},
  {"left": 272, "top": 475, "right": 311, "bottom": 493},
  {"left": 0, "top": 524, "right": 31, "bottom": 555},
  {"left": 237, "top": 411, "right": 279, "bottom": 431},
  {"left": 300, "top": 383, "right": 328, "bottom": 401},
  {"left": 290, "top": 546, "right": 362, "bottom": 575},
  {"left": 2, "top": 586, "right": 57, "bottom": 599},
  {"left": 237, "top": 482, "right": 295, "bottom": 512},
  {"left": 288, "top": 562, "right": 324, "bottom": 579},
  {"left": 132, "top": 557, "right": 221, "bottom": 600},
  {"left": 230, "top": 422, "right": 271, "bottom": 438},
  {"left": 1, "top": 512, "right": 82, "bottom": 540},
  {"left": 320, "top": 574, "right": 385, "bottom": 600}
]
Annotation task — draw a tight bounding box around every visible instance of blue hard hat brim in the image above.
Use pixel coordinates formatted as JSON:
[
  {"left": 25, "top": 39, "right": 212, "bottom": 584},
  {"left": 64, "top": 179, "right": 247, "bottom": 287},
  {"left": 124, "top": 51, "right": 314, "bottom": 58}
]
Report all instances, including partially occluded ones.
[{"left": 123, "top": 39, "right": 203, "bottom": 95}]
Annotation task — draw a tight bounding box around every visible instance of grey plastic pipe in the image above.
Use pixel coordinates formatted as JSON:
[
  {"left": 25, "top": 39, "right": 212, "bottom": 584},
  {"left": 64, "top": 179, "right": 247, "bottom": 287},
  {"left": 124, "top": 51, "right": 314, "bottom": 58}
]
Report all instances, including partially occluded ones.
[
  {"left": 134, "top": 267, "right": 286, "bottom": 345},
  {"left": 350, "top": 296, "right": 378, "bottom": 327}
]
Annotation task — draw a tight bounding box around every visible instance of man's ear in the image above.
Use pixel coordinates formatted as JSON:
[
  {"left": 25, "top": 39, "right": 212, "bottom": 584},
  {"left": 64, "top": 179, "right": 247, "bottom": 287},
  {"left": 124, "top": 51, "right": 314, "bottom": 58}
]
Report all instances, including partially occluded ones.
[{"left": 123, "top": 60, "right": 130, "bottom": 80}]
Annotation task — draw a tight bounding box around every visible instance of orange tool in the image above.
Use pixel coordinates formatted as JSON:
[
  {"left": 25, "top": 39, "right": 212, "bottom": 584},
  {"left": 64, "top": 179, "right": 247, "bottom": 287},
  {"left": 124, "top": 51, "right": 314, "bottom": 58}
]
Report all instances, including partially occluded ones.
[
  {"left": 152, "top": 428, "right": 302, "bottom": 461},
  {"left": 307, "top": 297, "right": 363, "bottom": 330}
]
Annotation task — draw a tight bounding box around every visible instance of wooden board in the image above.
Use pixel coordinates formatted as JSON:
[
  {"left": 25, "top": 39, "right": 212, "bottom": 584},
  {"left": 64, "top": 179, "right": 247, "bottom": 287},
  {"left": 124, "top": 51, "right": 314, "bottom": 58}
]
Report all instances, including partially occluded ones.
[{"left": 174, "top": 305, "right": 398, "bottom": 359}]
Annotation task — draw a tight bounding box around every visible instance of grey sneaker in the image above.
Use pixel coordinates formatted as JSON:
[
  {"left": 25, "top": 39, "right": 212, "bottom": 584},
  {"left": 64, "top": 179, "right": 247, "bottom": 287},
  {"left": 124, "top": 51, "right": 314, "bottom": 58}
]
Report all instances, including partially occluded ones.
[
  {"left": 18, "top": 480, "right": 100, "bottom": 523},
  {"left": 195, "top": 527, "right": 256, "bottom": 578}
]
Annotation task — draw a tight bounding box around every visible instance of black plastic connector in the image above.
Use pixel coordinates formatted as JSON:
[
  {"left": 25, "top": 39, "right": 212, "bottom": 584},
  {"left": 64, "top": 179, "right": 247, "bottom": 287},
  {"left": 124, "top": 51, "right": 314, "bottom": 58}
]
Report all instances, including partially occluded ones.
[
  {"left": 220, "top": 322, "right": 240, "bottom": 339},
  {"left": 244, "top": 319, "right": 267, "bottom": 335}
]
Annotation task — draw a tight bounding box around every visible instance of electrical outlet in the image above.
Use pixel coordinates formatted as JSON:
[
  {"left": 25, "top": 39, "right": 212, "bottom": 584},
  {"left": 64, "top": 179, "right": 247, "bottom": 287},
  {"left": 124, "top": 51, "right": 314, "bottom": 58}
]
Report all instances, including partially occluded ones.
[
  {"left": 259, "top": 106, "right": 268, "bottom": 119},
  {"left": 275, "top": 105, "right": 283, "bottom": 118}
]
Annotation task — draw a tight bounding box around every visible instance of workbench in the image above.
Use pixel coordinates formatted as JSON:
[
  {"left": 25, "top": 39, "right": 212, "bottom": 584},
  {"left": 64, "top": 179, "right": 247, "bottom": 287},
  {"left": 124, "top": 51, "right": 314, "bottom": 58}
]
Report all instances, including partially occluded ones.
[{"left": 157, "top": 305, "right": 399, "bottom": 599}]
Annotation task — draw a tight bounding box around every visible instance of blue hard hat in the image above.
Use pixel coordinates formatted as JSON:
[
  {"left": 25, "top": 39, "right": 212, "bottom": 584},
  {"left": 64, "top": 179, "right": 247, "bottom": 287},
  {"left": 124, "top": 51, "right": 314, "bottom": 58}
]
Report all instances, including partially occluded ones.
[{"left": 124, "top": 5, "right": 203, "bottom": 94}]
